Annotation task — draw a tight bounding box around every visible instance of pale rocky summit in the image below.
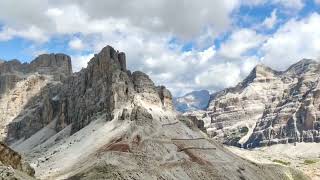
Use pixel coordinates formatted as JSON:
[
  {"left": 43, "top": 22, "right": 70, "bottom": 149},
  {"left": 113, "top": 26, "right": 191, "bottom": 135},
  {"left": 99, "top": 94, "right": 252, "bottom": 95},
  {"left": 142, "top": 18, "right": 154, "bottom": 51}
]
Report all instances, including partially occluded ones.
[
  {"left": 195, "top": 59, "right": 320, "bottom": 148},
  {"left": 0, "top": 46, "right": 310, "bottom": 179}
]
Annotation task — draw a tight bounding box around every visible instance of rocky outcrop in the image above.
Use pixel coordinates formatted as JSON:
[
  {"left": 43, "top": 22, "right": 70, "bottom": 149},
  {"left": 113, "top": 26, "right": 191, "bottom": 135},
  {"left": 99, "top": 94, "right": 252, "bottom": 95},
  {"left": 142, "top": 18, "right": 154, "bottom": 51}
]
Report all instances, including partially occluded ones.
[
  {"left": 0, "top": 53, "right": 71, "bottom": 96},
  {"left": 5, "top": 45, "right": 172, "bottom": 145},
  {"left": 246, "top": 59, "right": 320, "bottom": 147},
  {"left": 0, "top": 54, "right": 72, "bottom": 74},
  {"left": 178, "top": 115, "right": 206, "bottom": 132},
  {"left": 197, "top": 59, "right": 320, "bottom": 147},
  {"left": 0, "top": 142, "right": 35, "bottom": 179},
  {"left": 0, "top": 54, "right": 72, "bottom": 141},
  {"left": 157, "top": 85, "right": 174, "bottom": 110},
  {"left": 28, "top": 54, "right": 72, "bottom": 80},
  {"left": 0, "top": 53, "right": 72, "bottom": 98},
  {"left": 174, "top": 90, "right": 210, "bottom": 112}
]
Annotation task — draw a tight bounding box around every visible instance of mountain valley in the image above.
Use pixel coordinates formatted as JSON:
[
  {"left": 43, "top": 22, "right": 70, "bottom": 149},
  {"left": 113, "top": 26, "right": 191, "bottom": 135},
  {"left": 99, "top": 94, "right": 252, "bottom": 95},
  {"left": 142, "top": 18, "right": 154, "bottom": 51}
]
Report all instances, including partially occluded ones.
[{"left": 0, "top": 45, "right": 312, "bottom": 179}]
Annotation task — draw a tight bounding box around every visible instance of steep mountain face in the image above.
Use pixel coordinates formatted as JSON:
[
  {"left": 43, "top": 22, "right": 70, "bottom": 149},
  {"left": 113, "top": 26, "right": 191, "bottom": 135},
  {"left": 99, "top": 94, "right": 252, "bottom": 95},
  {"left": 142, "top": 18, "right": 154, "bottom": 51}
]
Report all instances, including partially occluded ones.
[
  {"left": 5, "top": 46, "right": 174, "bottom": 146},
  {"left": 0, "top": 54, "right": 72, "bottom": 142},
  {"left": 0, "top": 46, "right": 309, "bottom": 179},
  {"left": 198, "top": 59, "right": 320, "bottom": 148},
  {"left": 174, "top": 90, "right": 210, "bottom": 112}
]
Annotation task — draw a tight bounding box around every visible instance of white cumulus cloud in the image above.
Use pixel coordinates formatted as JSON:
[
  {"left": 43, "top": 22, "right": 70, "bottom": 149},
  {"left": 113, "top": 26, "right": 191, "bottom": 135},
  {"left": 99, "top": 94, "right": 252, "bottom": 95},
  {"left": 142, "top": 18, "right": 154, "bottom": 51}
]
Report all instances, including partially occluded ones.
[
  {"left": 0, "top": 0, "right": 319, "bottom": 96},
  {"left": 262, "top": 9, "right": 278, "bottom": 29},
  {"left": 218, "top": 29, "right": 266, "bottom": 59},
  {"left": 69, "top": 38, "right": 85, "bottom": 51},
  {"left": 261, "top": 13, "right": 320, "bottom": 70}
]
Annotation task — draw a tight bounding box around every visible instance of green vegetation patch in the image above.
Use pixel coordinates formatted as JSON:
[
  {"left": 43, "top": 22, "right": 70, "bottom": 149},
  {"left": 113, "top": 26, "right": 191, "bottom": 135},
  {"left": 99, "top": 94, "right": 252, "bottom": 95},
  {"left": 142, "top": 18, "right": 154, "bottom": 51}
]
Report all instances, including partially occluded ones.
[
  {"left": 272, "top": 159, "right": 291, "bottom": 166},
  {"left": 239, "top": 126, "right": 249, "bottom": 133},
  {"left": 303, "top": 159, "right": 318, "bottom": 165}
]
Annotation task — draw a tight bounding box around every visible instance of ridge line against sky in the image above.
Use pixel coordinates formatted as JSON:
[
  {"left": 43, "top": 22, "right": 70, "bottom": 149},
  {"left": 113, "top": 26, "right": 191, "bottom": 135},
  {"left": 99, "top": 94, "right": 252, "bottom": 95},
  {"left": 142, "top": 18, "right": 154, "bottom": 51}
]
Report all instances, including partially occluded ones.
[{"left": 0, "top": 0, "right": 320, "bottom": 96}]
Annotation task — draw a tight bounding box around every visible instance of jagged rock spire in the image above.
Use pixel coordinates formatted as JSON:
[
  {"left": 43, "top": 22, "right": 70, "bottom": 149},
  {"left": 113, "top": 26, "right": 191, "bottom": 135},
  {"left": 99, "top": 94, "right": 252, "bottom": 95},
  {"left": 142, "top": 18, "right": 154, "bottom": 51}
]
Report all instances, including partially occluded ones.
[{"left": 5, "top": 45, "right": 173, "bottom": 143}]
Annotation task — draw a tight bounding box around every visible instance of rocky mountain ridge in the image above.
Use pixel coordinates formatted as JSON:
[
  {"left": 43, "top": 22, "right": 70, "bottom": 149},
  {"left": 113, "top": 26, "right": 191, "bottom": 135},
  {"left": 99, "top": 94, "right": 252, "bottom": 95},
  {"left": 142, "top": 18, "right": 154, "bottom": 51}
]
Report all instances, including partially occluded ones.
[
  {"left": 189, "top": 59, "right": 320, "bottom": 148},
  {"left": 0, "top": 46, "right": 310, "bottom": 179},
  {"left": 0, "top": 54, "right": 72, "bottom": 142}
]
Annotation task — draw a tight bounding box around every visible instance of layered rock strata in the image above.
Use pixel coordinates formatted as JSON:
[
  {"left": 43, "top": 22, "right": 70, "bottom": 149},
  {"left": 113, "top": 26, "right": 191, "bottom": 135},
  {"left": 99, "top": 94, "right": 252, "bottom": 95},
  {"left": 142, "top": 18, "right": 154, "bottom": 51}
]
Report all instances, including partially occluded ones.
[{"left": 197, "top": 59, "right": 320, "bottom": 147}]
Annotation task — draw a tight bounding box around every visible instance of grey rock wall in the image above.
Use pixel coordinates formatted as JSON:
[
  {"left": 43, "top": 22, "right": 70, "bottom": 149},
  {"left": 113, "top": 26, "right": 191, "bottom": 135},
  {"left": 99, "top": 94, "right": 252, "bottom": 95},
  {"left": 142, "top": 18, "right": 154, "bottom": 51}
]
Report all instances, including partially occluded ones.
[{"left": 4, "top": 45, "right": 172, "bottom": 144}]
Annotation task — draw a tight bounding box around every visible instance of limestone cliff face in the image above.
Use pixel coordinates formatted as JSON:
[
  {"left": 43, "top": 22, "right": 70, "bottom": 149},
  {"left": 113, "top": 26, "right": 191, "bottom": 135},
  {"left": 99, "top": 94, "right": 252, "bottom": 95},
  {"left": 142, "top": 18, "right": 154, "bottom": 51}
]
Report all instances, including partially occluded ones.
[
  {"left": 246, "top": 59, "right": 320, "bottom": 147},
  {"left": 197, "top": 59, "right": 320, "bottom": 147},
  {"left": 4, "top": 45, "right": 173, "bottom": 144},
  {"left": 0, "top": 54, "right": 72, "bottom": 141},
  {"left": 0, "top": 54, "right": 72, "bottom": 83}
]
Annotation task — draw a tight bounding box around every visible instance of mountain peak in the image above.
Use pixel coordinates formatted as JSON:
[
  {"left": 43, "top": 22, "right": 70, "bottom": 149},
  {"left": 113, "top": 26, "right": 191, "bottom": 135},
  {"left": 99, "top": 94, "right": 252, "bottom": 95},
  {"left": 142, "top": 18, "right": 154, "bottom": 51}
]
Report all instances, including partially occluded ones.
[
  {"left": 253, "top": 63, "right": 277, "bottom": 75},
  {"left": 91, "top": 45, "right": 126, "bottom": 72},
  {"left": 0, "top": 60, "right": 22, "bottom": 74},
  {"left": 0, "top": 53, "right": 72, "bottom": 78},
  {"left": 30, "top": 53, "right": 72, "bottom": 76},
  {"left": 174, "top": 90, "right": 210, "bottom": 112},
  {"left": 285, "top": 58, "right": 319, "bottom": 75},
  {"left": 241, "top": 63, "right": 278, "bottom": 86},
  {"left": 294, "top": 58, "right": 317, "bottom": 65},
  {"left": 5, "top": 45, "right": 174, "bottom": 143}
]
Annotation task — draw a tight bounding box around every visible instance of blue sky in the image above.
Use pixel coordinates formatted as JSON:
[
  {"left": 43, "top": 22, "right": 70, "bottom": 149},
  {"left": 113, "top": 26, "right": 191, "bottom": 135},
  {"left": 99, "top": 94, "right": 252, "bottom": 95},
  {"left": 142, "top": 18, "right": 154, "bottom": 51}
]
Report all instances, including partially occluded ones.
[{"left": 0, "top": 0, "right": 320, "bottom": 96}]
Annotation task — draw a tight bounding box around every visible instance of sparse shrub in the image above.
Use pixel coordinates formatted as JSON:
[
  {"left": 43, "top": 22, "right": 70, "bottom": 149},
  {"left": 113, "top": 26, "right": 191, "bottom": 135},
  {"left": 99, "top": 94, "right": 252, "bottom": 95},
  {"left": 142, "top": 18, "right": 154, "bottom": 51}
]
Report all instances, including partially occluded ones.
[
  {"left": 303, "top": 159, "right": 317, "bottom": 165},
  {"left": 272, "top": 159, "right": 291, "bottom": 166},
  {"left": 240, "top": 127, "right": 249, "bottom": 133}
]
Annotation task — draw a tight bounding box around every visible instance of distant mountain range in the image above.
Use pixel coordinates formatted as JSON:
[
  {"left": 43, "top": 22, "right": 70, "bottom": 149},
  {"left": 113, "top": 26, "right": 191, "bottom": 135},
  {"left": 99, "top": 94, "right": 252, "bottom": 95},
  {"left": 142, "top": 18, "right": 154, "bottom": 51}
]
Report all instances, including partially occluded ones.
[{"left": 173, "top": 90, "right": 210, "bottom": 112}]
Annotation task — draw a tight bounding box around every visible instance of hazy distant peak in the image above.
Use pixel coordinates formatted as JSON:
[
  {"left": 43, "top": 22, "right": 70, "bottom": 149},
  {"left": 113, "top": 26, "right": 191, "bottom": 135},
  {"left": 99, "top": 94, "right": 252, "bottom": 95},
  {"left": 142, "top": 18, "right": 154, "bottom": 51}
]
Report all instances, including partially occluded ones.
[{"left": 174, "top": 90, "right": 210, "bottom": 112}]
